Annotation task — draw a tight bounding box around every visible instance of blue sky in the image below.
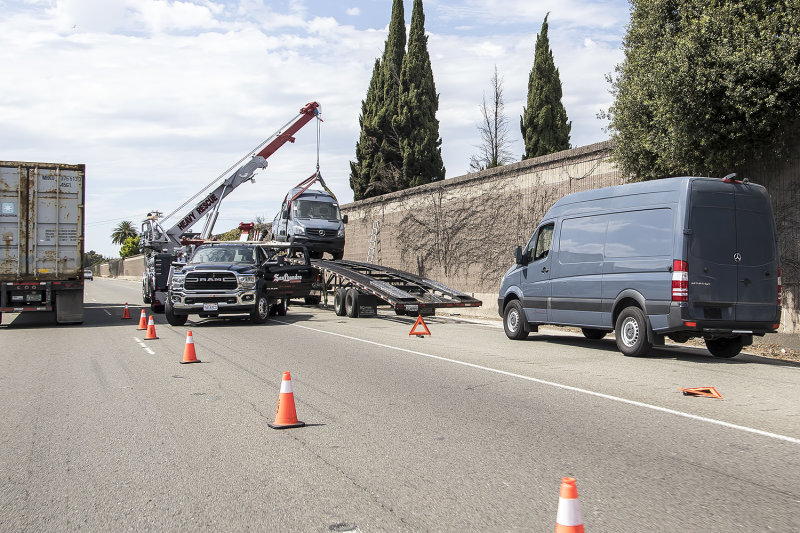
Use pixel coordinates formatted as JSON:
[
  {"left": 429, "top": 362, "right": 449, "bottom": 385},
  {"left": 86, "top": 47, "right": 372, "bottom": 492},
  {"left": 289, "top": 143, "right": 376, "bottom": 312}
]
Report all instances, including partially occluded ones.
[{"left": 0, "top": 0, "right": 630, "bottom": 256}]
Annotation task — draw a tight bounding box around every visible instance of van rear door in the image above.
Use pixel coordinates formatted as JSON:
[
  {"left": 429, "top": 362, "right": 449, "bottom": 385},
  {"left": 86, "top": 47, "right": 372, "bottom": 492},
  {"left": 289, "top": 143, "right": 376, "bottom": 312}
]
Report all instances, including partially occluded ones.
[{"left": 686, "top": 179, "right": 779, "bottom": 323}]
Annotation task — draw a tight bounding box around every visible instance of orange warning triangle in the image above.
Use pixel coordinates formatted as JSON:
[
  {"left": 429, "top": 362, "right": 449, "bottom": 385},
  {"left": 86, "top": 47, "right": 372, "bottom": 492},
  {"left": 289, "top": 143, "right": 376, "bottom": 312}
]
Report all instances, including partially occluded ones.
[
  {"left": 680, "top": 386, "right": 723, "bottom": 399},
  {"left": 409, "top": 315, "right": 431, "bottom": 337}
]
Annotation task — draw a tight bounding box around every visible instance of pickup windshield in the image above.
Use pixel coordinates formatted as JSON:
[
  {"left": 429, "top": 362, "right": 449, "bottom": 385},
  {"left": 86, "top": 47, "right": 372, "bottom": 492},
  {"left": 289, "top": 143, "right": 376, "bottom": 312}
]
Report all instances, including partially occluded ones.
[{"left": 189, "top": 246, "right": 257, "bottom": 264}]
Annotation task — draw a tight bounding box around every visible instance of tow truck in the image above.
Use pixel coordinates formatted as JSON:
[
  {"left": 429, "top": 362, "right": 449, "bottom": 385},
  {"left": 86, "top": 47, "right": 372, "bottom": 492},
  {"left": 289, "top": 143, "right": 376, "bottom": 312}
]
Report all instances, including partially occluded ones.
[{"left": 139, "top": 102, "right": 321, "bottom": 312}]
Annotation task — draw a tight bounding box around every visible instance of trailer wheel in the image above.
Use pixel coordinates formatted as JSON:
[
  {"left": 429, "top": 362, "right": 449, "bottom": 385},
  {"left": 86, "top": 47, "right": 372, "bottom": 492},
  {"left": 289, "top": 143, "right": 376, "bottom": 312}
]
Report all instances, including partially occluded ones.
[
  {"left": 615, "top": 306, "right": 652, "bottom": 357},
  {"left": 250, "top": 294, "right": 270, "bottom": 324},
  {"left": 333, "top": 288, "right": 347, "bottom": 316},
  {"left": 503, "top": 300, "right": 528, "bottom": 340},
  {"left": 345, "top": 288, "right": 360, "bottom": 318}
]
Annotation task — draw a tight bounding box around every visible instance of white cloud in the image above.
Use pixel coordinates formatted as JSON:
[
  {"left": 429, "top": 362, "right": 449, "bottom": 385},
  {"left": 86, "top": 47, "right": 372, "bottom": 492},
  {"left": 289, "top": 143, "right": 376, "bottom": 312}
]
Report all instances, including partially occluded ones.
[
  {"left": 346, "top": 7, "right": 359, "bottom": 16},
  {"left": 0, "top": 0, "right": 626, "bottom": 256}
]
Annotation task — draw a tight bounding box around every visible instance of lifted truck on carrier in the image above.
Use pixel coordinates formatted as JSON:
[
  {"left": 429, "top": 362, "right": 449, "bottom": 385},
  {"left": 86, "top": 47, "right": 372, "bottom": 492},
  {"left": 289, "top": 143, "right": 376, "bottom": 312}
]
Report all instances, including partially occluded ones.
[{"left": 165, "top": 241, "right": 315, "bottom": 326}]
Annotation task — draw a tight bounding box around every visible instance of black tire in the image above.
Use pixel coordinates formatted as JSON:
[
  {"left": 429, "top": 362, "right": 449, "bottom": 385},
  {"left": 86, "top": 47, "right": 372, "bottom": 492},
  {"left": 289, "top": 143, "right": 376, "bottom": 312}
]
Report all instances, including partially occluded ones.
[
  {"left": 250, "top": 294, "right": 270, "bottom": 324},
  {"left": 345, "top": 288, "right": 360, "bottom": 318},
  {"left": 331, "top": 251, "right": 343, "bottom": 261},
  {"left": 333, "top": 288, "right": 347, "bottom": 316},
  {"left": 142, "top": 281, "right": 152, "bottom": 304},
  {"left": 614, "top": 307, "right": 652, "bottom": 357},
  {"left": 165, "top": 302, "right": 188, "bottom": 326},
  {"left": 705, "top": 336, "right": 744, "bottom": 358},
  {"left": 581, "top": 328, "right": 607, "bottom": 340},
  {"left": 304, "top": 295, "right": 321, "bottom": 305},
  {"left": 272, "top": 299, "right": 287, "bottom": 316},
  {"left": 503, "top": 300, "right": 529, "bottom": 340},
  {"left": 151, "top": 302, "right": 165, "bottom": 314}
]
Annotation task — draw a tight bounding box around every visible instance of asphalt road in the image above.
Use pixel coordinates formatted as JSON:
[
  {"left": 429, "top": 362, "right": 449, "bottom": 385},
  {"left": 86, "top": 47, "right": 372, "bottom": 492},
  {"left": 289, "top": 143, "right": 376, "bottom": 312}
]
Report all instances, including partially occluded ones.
[{"left": 1, "top": 278, "right": 799, "bottom": 532}]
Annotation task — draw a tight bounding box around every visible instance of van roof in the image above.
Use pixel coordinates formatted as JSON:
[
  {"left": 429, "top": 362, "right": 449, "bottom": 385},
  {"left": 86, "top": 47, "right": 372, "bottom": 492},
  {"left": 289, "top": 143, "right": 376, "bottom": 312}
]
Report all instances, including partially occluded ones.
[
  {"left": 289, "top": 188, "right": 336, "bottom": 202},
  {"left": 551, "top": 176, "right": 766, "bottom": 210}
]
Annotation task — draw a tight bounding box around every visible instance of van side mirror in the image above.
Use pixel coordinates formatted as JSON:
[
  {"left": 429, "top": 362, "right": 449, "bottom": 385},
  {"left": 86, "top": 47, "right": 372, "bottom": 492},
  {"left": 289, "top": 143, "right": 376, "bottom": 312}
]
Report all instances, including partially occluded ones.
[
  {"left": 282, "top": 210, "right": 289, "bottom": 219},
  {"left": 515, "top": 246, "right": 527, "bottom": 265},
  {"left": 342, "top": 214, "right": 348, "bottom": 224}
]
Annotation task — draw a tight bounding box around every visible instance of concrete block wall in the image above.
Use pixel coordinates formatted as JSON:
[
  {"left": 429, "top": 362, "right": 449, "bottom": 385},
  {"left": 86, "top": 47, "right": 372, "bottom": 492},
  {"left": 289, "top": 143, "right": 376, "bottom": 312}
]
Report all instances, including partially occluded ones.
[{"left": 341, "top": 140, "right": 799, "bottom": 333}]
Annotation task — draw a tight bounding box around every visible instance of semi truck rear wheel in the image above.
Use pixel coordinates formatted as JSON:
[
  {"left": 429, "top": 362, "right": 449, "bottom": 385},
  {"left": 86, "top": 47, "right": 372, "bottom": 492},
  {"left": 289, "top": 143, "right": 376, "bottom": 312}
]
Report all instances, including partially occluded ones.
[{"left": 345, "top": 289, "right": 360, "bottom": 318}]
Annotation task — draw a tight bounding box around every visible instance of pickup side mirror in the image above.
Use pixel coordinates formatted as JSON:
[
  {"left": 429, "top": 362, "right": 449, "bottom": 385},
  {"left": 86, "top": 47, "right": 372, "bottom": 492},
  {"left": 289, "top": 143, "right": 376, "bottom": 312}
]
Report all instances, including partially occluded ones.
[
  {"left": 515, "top": 246, "right": 527, "bottom": 266},
  {"left": 282, "top": 210, "right": 289, "bottom": 219},
  {"left": 342, "top": 214, "right": 348, "bottom": 224}
]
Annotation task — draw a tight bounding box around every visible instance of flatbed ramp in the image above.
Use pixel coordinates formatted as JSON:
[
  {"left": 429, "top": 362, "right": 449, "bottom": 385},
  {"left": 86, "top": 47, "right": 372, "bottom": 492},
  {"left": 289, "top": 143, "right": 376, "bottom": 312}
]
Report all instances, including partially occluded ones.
[{"left": 312, "top": 259, "right": 482, "bottom": 317}]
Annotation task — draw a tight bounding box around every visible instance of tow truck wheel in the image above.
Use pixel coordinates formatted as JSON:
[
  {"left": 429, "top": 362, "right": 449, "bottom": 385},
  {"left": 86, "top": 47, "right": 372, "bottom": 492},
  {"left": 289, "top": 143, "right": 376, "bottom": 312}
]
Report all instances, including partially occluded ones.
[
  {"left": 345, "top": 289, "right": 360, "bottom": 318},
  {"left": 250, "top": 294, "right": 270, "bottom": 324},
  {"left": 270, "top": 299, "right": 287, "bottom": 317},
  {"left": 142, "top": 281, "right": 152, "bottom": 304},
  {"left": 333, "top": 288, "right": 347, "bottom": 316},
  {"left": 165, "top": 302, "right": 188, "bottom": 326}
]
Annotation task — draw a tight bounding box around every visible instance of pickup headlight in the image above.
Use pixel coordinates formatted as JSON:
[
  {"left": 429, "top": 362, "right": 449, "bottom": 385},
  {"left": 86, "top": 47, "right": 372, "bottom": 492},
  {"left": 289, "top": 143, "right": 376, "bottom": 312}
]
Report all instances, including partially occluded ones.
[
  {"left": 238, "top": 274, "right": 256, "bottom": 288},
  {"left": 171, "top": 274, "right": 185, "bottom": 290}
]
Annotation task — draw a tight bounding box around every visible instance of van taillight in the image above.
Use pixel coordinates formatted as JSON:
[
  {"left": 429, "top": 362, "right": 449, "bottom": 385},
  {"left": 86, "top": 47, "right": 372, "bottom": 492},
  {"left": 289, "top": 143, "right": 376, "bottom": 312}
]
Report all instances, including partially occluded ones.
[
  {"left": 778, "top": 267, "right": 782, "bottom": 306},
  {"left": 672, "top": 260, "right": 688, "bottom": 302}
]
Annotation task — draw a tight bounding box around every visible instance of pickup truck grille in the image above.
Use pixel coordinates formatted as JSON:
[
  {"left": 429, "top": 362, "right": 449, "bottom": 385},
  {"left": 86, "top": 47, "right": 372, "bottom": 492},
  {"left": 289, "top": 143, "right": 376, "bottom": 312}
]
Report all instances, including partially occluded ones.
[{"left": 184, "top": 272, "right": 238, "bottom": 291}]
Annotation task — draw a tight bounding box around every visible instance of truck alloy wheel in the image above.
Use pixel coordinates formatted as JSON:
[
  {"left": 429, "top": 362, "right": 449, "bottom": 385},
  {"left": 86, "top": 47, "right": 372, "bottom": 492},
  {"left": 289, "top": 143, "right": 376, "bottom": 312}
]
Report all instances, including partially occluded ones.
[{"left": 251, "top": 295, "right": 270, "bottom": 324}]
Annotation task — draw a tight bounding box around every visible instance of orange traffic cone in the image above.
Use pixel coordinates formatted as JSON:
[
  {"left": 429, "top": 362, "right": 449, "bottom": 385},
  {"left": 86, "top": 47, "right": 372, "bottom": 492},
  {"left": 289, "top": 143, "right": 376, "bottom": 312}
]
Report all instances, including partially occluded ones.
[
  {"left": 268, "top": 371, "right": 305, "bottom": 429},
  {"left": 180, "top": 331, "right": 201, "bottom": 364},
  {"left": 137, "top": 309, "right": 148, "bottom": 330},
  {"left": 122, "top": 303, "right": 131, "bottom": 319},
  {"left": 144, "top": 316, "right": 158, "bottom": 340},
  {"left": 555, "top": 477, "right": 584, "bottom": 533}
]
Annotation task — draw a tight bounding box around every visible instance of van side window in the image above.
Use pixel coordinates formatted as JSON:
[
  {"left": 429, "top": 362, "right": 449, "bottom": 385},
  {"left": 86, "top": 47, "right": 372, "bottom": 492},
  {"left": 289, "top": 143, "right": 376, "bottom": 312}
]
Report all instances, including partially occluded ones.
[{"left": 530, "top": 223, "right": 554, "bottom": 262}]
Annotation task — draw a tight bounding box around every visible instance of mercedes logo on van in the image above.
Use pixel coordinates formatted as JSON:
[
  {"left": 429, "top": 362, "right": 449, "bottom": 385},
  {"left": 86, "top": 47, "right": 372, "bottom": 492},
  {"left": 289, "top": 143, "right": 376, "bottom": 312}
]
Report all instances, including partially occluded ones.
[
  {"left": 318, "top": 230, "right": 325, "bottom": 236},
  {"left": 734, "top": 252, "right": 742, "bottom": 263}
]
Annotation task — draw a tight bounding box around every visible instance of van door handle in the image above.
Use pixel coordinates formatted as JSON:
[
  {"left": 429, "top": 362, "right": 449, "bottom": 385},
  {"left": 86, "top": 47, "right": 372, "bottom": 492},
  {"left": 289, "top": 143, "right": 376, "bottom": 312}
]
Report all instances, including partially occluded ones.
[{"left": 541, "top": 267, "right": 549, "bottom": 273}]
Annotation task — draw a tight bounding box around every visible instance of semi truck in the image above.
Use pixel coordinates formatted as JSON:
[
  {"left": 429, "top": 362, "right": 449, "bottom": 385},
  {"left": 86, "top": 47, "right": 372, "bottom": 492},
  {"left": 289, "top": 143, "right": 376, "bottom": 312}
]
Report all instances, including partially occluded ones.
[{"left": 0, "top": 161, "right": 86, "bottom": 325}]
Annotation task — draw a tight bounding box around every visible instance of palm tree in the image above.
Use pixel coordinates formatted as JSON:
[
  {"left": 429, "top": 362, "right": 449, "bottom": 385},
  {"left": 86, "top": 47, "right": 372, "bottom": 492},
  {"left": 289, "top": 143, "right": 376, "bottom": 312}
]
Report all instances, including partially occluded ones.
[{"left": 111, "top": 220, "right": 138, "bottom": 245}]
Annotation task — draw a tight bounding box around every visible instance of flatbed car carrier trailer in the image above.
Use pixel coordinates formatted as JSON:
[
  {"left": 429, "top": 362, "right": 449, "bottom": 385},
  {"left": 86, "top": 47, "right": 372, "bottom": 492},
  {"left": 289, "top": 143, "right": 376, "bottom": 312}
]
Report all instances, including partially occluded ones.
[{"left": 311, "top": 259, "right": 482, "bottom": 318}]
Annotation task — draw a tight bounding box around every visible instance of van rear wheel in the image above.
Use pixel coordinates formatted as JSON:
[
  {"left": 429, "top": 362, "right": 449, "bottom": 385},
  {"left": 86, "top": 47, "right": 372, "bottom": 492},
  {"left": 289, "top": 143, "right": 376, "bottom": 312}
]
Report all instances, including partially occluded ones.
[
  {"left": 581, "top": 328, "right": 607, "bottom": 340},
  {"left": 503, "top": 300, "right": 529, "bottom": 340},
  {"left": 705, "top": 337, "right": 744, "bottom": 358},
  {"left": 615, "top": 307, "right": 652, "bottom": 356}
]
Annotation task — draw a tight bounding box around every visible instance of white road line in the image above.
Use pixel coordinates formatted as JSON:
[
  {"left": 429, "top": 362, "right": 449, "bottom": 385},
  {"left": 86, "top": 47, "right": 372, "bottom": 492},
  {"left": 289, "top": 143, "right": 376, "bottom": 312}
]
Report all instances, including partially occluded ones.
[
  {"left": 132, "top": 337, "right": 154, "bottom": 354},
  {"left": 144, "top": 348, "right": 155, "bottom": 355},
  {"left": 280, "top": 321, "right": 800, "bottom": 445}
]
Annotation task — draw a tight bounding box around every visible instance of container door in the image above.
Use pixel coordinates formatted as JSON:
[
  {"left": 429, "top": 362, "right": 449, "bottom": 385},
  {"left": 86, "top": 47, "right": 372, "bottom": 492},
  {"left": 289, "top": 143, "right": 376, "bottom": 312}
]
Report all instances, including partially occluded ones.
[
  {"left": 0, "top": 164, "right": 24, "bottom": 278},
  {"left": 29, "top": 165, "right": 83, "bottom": 279}
]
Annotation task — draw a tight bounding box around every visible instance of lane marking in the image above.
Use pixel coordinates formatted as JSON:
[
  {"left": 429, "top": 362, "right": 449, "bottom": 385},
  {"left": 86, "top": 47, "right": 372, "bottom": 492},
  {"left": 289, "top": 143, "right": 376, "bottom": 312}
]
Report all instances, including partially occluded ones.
[
  {"left": 280, "top": 320, "right": 800, "bottom": 445},
  {"left": 133, "top": 337, "right": 155, "bottom": 355},
  {"left": 104, "top": 309, "right": 112, "bottom": 316}
]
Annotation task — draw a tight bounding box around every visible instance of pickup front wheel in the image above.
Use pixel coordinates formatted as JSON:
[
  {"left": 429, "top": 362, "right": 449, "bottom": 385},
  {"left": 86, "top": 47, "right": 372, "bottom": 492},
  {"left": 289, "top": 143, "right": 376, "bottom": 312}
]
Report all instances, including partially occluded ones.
[
  {"left": 250, "top": 294, "right": 270, "bottom": 324},
  {"left": 165, "top": 302, "right": 188, "bottom": 326}
]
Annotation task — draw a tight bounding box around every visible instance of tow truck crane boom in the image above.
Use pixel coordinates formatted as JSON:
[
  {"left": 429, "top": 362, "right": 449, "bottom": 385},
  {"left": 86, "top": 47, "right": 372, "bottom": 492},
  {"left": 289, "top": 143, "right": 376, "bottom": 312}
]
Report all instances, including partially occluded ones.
[{"left": 140, "top": 101, "right": 321, "bottom": 311}]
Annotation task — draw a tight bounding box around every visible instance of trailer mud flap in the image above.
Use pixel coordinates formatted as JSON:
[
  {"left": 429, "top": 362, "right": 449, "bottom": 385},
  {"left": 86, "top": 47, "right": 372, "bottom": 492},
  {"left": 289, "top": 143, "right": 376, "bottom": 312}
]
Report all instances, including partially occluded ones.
[{"left": 56, "top": 290, "right": 84, "bottom": 324}]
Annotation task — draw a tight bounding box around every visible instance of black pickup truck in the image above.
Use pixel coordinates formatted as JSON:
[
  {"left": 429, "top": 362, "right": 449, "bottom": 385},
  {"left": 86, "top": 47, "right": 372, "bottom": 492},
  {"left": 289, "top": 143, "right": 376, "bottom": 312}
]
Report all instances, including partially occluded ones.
[{"left": 165, "top": 242, "right": 316, "bottom": 325}]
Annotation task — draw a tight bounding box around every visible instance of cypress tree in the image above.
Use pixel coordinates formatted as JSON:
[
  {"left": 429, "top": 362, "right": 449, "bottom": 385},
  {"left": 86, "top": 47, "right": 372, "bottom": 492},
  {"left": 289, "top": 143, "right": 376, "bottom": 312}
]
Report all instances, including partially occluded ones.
[
  {"left": 520, "top": 13, "right": 571, "bottom": 159},
  {"left": 396, "top": 0, "right": 445, "bottom": 188},
  {"left": 349, "top": 59, "right": 382, "bottom": 200},
  {"left": 366, "top": 0, "right": 406, "bottom": 197}
]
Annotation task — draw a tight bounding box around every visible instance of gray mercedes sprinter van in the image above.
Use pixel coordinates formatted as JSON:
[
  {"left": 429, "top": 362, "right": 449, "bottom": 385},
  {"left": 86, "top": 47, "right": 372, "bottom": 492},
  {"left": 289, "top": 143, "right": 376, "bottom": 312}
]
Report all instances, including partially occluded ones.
[
  {"left": 271, "top": 187, "right": 347, "bottom": 260},
  {"left": 498, "top": 176, "right": 781, "bottom": 358}
]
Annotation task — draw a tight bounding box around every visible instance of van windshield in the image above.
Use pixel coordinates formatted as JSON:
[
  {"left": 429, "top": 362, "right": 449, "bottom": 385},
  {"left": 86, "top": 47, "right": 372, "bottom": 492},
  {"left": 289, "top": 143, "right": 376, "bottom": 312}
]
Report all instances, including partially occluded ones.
[{"left": 293, "top": 200, "right": 340, "bottom": 221}]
